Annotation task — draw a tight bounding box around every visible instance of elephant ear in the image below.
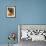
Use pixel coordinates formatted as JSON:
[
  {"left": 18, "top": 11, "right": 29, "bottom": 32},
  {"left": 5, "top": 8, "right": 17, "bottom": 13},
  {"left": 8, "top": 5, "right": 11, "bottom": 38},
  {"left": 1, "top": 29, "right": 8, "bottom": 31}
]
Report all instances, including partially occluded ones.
[
  {"left": 11, "top": 33, "right": 16, "bottom": 40},
  {"left": 8, "top": 36, "right": 10, "bottom": 40},
  {"left": 8, "top": 35, "right": 10, "bottom": 40}
]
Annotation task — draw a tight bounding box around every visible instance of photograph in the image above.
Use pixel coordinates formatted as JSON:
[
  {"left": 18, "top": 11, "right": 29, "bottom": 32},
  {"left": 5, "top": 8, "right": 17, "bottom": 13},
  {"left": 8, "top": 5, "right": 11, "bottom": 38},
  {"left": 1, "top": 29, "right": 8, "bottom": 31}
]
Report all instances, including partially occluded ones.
[
  {"left": 7, "top": 6, "right": 15, "bottom": 17},
  {"left": 18, "top": 24, "right": 46, "bottom": 46}
]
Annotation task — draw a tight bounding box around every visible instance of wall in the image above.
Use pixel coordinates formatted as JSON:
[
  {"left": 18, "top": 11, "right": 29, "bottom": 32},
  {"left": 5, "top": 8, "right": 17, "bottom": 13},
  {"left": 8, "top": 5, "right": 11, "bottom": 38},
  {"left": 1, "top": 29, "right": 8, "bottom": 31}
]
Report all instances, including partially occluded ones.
[
  {"left": 0, "top": 0, "right": 46, "bottom": 44},
  {"left": 0, "top": 0, "right": 18, "bottom": 44},
  {"left": 16, "top": 0, "right": 46, "bottom": 24}
]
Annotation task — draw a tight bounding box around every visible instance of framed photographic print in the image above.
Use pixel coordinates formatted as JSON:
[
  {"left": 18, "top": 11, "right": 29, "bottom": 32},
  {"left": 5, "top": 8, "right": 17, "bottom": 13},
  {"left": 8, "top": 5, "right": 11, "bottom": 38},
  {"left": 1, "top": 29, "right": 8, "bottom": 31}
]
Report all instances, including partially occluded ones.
[
  {"left": 18, "top": 24, "right": 46, "bottom": 42},
  {"left": 7, "top": 6, "right": 16, "bottom": 17}
]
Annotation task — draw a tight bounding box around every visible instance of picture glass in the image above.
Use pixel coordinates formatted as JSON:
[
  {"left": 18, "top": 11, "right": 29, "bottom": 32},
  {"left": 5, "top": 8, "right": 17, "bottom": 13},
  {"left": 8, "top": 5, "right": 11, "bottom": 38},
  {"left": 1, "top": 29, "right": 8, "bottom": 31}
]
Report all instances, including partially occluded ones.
[{"left": 7, "top": 7, "right": 15, "bottom": 17}]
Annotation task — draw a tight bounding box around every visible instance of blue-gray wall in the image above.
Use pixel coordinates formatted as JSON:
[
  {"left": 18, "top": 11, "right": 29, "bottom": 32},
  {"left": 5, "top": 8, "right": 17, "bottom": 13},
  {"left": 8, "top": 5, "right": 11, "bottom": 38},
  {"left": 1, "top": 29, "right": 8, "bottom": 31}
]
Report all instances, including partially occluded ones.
[
  {"left": 0, "top": 0, "right": 46, "bottom": 44},
  {"left": 0, "top": 0, "right": 17, "bottom": 44},
  {"left": 17, "top": 0, "right": 46, "bottom": 24}
]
